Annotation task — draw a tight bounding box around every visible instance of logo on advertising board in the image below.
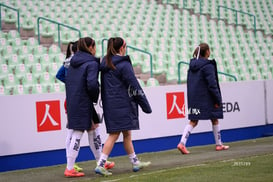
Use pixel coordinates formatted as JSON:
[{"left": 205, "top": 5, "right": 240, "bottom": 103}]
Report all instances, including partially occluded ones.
[
  {"left": 166, "top": 92, "right": 186, "bottom": 119},
  {"left": 36, "top": 100, "right": 61, "bottom": 132}
]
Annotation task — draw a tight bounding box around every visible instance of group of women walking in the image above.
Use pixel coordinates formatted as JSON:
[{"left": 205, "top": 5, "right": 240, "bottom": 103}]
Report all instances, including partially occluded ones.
[{"left": 56, "top": 37, "right": 228, "bottom": 178}]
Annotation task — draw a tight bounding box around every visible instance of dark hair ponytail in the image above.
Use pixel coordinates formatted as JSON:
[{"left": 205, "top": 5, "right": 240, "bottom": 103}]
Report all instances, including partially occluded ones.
[
  {"left": 193, "top": 43, "right": 210, "bottom": 59},
  {"left": 106, "top": 37, "right": 125, "bottom": 70},
  {"left": 66, "top": 41, "right": 79, "bottom": 59},
  {"left": 78, "top": 37, "right": 96, "bottom": 55},
  {"left": 65, "top": 42, "right": 74, "bottom": 59}
]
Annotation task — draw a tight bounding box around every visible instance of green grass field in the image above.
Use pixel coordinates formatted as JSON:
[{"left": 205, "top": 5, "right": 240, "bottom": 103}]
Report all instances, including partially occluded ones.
[{"left": 1, "top": 136, "right": 273, "bottom": 182}]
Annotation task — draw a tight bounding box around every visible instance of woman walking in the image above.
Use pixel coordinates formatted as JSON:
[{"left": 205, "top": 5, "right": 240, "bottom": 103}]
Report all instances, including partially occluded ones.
[
  {"left": 177, "top": 43, "right": 229, "bottom": 154},
  {"left": 95, "top": 37, "right": 152, "bottom": 176}
]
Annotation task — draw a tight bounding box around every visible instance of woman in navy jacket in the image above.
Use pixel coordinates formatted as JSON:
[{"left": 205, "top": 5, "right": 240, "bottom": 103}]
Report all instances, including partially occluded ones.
[
  {"left": 64, "top": 37, "right": 99, "bottom": 177},
  {"left": 57, "top": 40, "right": 114, "bottom": 177},
  {"left": 177, "top": 43, "right": 229, "bottom": 155},
  {"left": 95, "top": 37, "right": 152, "bottom": 176}
]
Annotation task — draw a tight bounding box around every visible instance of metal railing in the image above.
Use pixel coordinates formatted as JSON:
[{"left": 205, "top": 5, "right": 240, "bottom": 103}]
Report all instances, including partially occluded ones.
[
  {"left": 166, "top": 0, "right": 188, "bottom": 8},
  {"left": 218, "top": 5, "right": 256, "bottom": 36},
  {"left": 177, "top": 60, "right": 237, "bottom": 84},
  {"left": 0, "top": 3, "right": 20, "bottom": 33},
  {"left": 37, "top": 17, "right": 81, "bottom": 48},
  {"left": 101, "top": 38, "right": 154, "bottom": 78},
  {"left": 165, "top": 0, "right": 203, "bottom": 14}
]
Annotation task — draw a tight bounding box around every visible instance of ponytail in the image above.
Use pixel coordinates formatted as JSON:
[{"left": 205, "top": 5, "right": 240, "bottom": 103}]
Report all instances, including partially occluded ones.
[
  {"left": 65, "top": 42, "right": 74, "bottom": 59},
  {"left": 78, "top": 37, "right": 96, "bottom": 55},
  {"left": 106, "top": 37, "right": 125, "bottom": 70},
  {"left": 193, "top": 43, "right": 210, "bottom": 59}
]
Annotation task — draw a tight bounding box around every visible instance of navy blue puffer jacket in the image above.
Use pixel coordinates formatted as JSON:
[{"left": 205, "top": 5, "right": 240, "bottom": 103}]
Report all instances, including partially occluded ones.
[
  {"left": 187, "top": 58, "right": 223, "bottom": 120},
  {"left": 65, "top": 51, "right": 100, "bottom": 130},
  {"left": 100, "top": 55, "right": 152, "bottom": 133}
]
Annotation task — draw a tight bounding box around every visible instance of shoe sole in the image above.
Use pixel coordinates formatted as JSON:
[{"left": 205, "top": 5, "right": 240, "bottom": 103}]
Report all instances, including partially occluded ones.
[
  {"left": 133, "top": 162, "right": 151, "bottom": 172},
  {"left": 177, "top": 147, "right": 190, "bottom": 154},
  {"left": 64, "top": 174, "right": 85, "bottom": 177},
  {"left": 216, "top": 147, "right": 229, "bottom": 151},
  {"left": 95, "top": 169, "right": 112, "bottom": 176}
]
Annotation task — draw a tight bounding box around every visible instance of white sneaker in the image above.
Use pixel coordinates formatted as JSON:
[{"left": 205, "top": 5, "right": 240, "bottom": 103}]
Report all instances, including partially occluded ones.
[{"left": 133, "top": 161, "right": 151, "bottom": 172}]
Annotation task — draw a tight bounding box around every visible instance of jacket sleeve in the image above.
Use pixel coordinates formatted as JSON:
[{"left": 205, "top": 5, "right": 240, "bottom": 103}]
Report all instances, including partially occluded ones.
[
  {"left": 56, "top": 65, "right": 66, "bottom": 83},
  {"left": 120, "top": 61, "right": 152, "bottom": 114},
  {"left": 202, "top": 64, "right": 222, "bottom": 105},
  {"left": 86, "top": 61, "right": 100, "bottom": 103}
]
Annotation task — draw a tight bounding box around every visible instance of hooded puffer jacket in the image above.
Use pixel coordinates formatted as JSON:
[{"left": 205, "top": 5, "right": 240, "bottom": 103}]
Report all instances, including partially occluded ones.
[
  {"left": 65, "top": 51, "right": 100, "bottom": 130},
  {"left": 187, "top": 58, "right": 223, "bottom": 120},
  {"left": 100, "top": 55, "right": 152, "bottom": 133}
]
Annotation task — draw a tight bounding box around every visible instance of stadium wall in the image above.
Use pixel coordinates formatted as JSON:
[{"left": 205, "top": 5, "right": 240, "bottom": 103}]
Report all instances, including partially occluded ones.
[{"left": 0, "top": 80, "right": 272, "bottom": 172}]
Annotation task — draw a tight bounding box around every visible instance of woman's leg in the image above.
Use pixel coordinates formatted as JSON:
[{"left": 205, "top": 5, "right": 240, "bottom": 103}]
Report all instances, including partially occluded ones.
[
  {"left": 177, "top": 120, "right": 198, "bottom": 154},
  {"left": 211, "top": 119, "right": 229, "bottom": 150},
  {"left": 179, "top": 120, "right": 198, "bottom": 146},
  {"left": 122, "top": 130, "right": 151, "bottom": 172},
  {"left": 65, "top": 129, "right": 73, "bottom": 158},
  {"left": 97, "top": 132, "right": 120, "bottom": 167},
  {"left": 65, "top": 130, "right": 84, "bottom": 177},
  {"left": 95, "top": 132, "right": 120, "bottom": 176},
  {"left": 122, "top": 131, "right": 138, "bottom": 164},
  {"left": 211, "top": 119, "right": 222, "bottom": 145},
  {"left": 88, "top": 124, "right": 102, "bottom": 161}
]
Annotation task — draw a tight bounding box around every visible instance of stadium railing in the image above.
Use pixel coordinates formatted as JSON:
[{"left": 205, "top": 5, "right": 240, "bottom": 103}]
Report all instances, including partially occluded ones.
[
  {"left": 37, "top": 17, "right": 81, "bottom": 48},
  {"left": 0, "top": 3, "right": 20, "bottom": 33},
  {"left": 217, "top": 5, "right": 256, "bottom": 36}
]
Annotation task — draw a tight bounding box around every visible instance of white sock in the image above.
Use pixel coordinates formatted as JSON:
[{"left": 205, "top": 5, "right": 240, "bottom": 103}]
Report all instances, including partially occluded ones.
[
  {"left": 66, "top": 130, "right": 83, "bottom": 170},
  {"left": 129, "top": 152, "right": 139, "bottom": 165},
  {"left": 180, "top": 124, "right": 193, "bottom": 146},
  {"left": 97, "top": 153, "right": 108, "bottom": 167},
  {"left": 65, "top": 129, "right": 73, "bottom": 157},
  {"left": 212, "top": 124, "right": 222, "bottom": 146},
  {"left": 88, "top": 127, "right": 102, "bottom": 162}
]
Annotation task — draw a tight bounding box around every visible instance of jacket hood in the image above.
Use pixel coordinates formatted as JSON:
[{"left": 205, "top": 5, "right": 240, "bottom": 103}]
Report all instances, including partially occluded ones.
[
  {"left": 100, "top": 55, "right": 131, "bottom": 72},
  {"left": 70, "top": 51, "right": 99, "bottom": 68},
  {"left": 189, "top": 58, "right": 211, "bottom": 72}
]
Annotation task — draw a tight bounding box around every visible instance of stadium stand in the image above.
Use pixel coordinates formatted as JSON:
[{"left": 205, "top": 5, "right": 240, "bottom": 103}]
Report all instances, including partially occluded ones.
[{"left": 0, "top": 0, "right": 272, "bottom": 95}]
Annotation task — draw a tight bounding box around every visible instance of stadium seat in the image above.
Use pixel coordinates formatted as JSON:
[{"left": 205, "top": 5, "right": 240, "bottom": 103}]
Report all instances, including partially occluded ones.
[
  {"left": 7, "top": 30, "right": 20, "bottom": 40},
  {"left": 48, "top": 45, "right": 61, "bottom": 54},
  {"left": 146, "top": 77, "right": 160, "bottom": 87}
]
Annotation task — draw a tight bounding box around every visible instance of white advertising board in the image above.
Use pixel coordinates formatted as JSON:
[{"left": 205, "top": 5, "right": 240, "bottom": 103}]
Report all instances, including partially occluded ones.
[
  {"left": 0, "top": 80, "right": 268, "bottom": 156},
  {"left": 265, "top": 80, "right": 273, "bottom": 124}
]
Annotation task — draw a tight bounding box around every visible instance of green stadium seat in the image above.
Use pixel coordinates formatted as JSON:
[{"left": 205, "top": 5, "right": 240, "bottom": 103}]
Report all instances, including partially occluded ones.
[
  {"left": 33, "top": 45, "right": 47, "bottom": 55},
  {"left": 7, "top": 30, "right": 20, "bottom": 40},
  {"left": 17, "top": 45, "right": 31, "bottom": 55},
  {"left": 1, "top": 64, "right": 8, "bottom": 75},
  {"left": 26, "top": 37, "right": 38, "bottom": 46},
  {"left": 48, "top": 45, "right": 61, "bottom": 54},
  {"left": 21, "top": 17, "right": 35, "bottom": 30},
  {"left": 8, "top": 37, "right": 23, "bottom": 47},
  {"left": 52, "top": 82, "right": 65, "bottom": 92},
  {"left": 25, "top": 72, "right": 38, "bottom": 85},
  {"left": 146, "top": 77, "right": 159, "bottom": 87},
  {"left": 2, "top": 45, "right": 14, "bottom": 56}
]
